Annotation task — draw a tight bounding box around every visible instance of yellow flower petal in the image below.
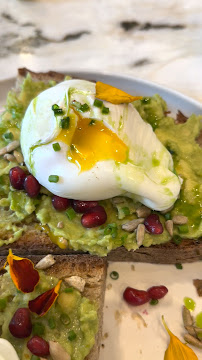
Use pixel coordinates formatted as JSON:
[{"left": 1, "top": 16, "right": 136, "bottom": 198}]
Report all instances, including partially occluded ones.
[
  {"left": 162, "top": 316, "right": 198, "bottom": 360},
  {"left": 95, "top": 81, "right": 142, "bottom": 104}
]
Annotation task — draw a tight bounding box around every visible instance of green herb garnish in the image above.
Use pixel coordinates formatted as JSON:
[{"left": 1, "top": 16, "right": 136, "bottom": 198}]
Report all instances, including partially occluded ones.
[
  {"left": 31, "top": 356, "right": 40, "bottom": 360},
  {"left": 3, "top": 132, "right": 13, "bottom": 141},
  {"left": 64, "top": 287, "right": 74, "bottom": 293},
  {"left": 122, "top": 206, "right": 130, "bottom": 216},
  {"left": 48, "top": 175, "right": 59, "bottom": 183},
  {"left": 94, "top": 99, "right": 103, "bottom": 108},
  {"left": 60, "top": 116, "right": 70, "bottom": 129},
  {"left": 110, "top": 271, "right": 119, "bottom": 280},
  {"left": 48, "top": 317, "right": 56, "bottom": 329},
  {"left": 52, "top": 104, "right": 63, "bottom": 115},
  {"left": 141, "top": 97, "right": 151, "bottom": 104},
  {"left": 0, "top": 298, "right": 7, "bottom": 311},
  {"left": 68, "top": 330, "right": 77, "bottom": 341},
  {"left": 178, "top": 224, "right": 189, "bottom": 234},
  {"left": 164, "top": 213, "right": 171, "bottom": 220},
  {"left": 80, "top": 103, "right": 90, "bottom": 112},
  {"left": 104, "top": 223, "right": 117, "bottom": 238},
  {"left": 172, "top": 235, "right": 182, "bottom": 245},
  {"left": 66, "top": 207, "right": 76, "bottom": 220},
  {"left": 89, "top": 119, "right": 96, "bottom": 126},
  {"left": 33, "top": 322, "right": 45, "bottom": 336},
  {"left": 52, "top": 142, "right": 61, "bottom": 151},
  {"left": 175, "top": 263, "right": 183, "bottom": 270},
  {"left": 102, "top": 106, "right": 110, "bottom": 114},
  {"left": 150, "top": 299, "right": 159, "bottom": 305}
]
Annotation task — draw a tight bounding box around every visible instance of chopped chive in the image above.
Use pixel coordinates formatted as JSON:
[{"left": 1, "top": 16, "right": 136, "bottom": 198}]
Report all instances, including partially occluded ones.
[
  {"left": 172, "top": 235, "right": 182, "bottom": 245},
  {"left": 48, "top": 175, "right": 59, "bottom": 183},
  {"left": 122, "top": 207, "right": 130, "bottom": 216},
  {"left": 33, "top": 322, "right": 45, "bottom": 336},
  {"left": 52, "top": 142, "right": 61, "bottom": 151},
  {"left": 68, "top": 330, "right": 77, "bottom": 341},
  {"left": 164, "top": 213, "right": 171, "bottom": 220},
  {"left": 178, "top": 224, "right": 189, "bottom": 234},
  {"left": 66, "top": 207, "right": 76, "bottom": 220},
  {"left": 89, "top": 119, "right": 96, "bottom": 126},
  {"left": 150, "top": 299, "right": 159, "bottom": 305},
  {"left": 0, "top": 298, "right": 7, "bottom": 311},
  {"left": 60, "top": 313, "right": 71, "bottom": 325},
  {"left": 94, "top": 99, "right": 103, "bottom": 108},
  {"left": 70, "top": 144, "right": 76, "bottom": 151},
  {"left": 102, "top": 106, "right": 110, "bottom": 114},
  {"left": 31, "top": 356, "right": 40, "bottom": 360},
  {"left": 52, "top": 104, "right": 63, "bottom": 115},
  {"left": 64, "top": 287, "right": 74, "bottom": 293},
  {"left": 141, "top": 97, "right": 151, "bottom": 104},
  {"left": 175, "top": 263, "right": 183, "bottom": 270},
  {"left": 60, "top": 116, "right": 70, "bottom": 129},
  {"left": 3, "top": 132, "right": 13, "bottom": 141},
  {"left": 80, "top": 103, "right": 90, "bottom": 112},
  {"left": 104, "top": 223, "right": 117, "bottom": 238},
  {"left": 48, "top": 317, "right": 56, "bottom": 329},
  {"left": 120, "top": 234, "right": 128, "bottom": 243},
  {"left": 110, "top": 271, "right": 119, "bottom": 280}
]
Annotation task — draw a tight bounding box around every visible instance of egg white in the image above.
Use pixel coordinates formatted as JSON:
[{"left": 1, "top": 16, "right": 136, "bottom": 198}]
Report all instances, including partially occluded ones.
[
  {"left": 21, "top": 79, "right": 181, "bottom": 211},
  {"left": 0, "top": 339, "right": 19, "bottom": 360}
]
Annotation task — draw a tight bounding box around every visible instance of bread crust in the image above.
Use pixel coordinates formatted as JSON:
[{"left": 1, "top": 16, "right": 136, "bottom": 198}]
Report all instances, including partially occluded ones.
[
  {"left": 0, "top": 68, "right": 201, "bottom": 264},
  {"left": 0, "top": 254, "right": 107, "bottom": 360}
]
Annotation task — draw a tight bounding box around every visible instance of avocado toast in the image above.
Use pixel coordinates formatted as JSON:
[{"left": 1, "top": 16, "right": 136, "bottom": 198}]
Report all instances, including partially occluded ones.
[
  {"left": 0, "top": 253, "right": 107, "bottom": 359},
  {"left": 0, "top": 68, "right": 201, "bottom": 263}
]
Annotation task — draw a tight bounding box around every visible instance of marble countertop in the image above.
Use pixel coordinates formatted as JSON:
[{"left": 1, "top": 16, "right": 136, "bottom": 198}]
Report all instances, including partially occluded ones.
[{"left": 0, "top": 0, "right": 201, "bottom": 101}]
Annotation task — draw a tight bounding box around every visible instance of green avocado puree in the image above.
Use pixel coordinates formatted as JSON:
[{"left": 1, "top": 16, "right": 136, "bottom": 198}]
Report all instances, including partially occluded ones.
[
  {"left": 0, "top": 269, "right": 98, "bottom": 360},
  {"left": 0, "top": 76, "right": 201, "bottom": 254}
]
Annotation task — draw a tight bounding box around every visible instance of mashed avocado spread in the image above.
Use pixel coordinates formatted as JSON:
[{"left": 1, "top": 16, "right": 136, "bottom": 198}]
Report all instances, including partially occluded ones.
[
  {"left": 0, "top": 267, "right": 98, "bottom": 360},
  {"left": 0, "top": 75, "right": 201, "bottom": 255}
]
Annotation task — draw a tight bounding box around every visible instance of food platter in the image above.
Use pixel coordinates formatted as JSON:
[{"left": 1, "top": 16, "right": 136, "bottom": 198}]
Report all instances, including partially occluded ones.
[{"left": 0, "top": 71, "right": 202, "bottom": 359}]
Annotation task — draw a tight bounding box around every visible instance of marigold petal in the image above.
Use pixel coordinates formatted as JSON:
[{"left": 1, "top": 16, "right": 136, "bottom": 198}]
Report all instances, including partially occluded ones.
[
  {"left": 7, "top": 249, "right": 39, "bottom": 293},
  {"left": 95, "top": 81, "right": 142, "bottom": 104},
  {"left": 28, "top": 280, "right": 62, "bottom": 317}
]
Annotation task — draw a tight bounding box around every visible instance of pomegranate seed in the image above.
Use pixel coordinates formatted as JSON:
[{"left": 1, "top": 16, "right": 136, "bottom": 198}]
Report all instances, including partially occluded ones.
[
  {"left": 81, "top": 205, "right": 107, "bottom": 228},
  {"left": 147, "top": 285, "right": 168, "bottom": 300},
  {"left": 144, "top": 214, "right": 163, "bottom": 234},
  {"left": 27, "top": 336, "right": 49, "bottom": 357},
  {"left": 123, "top": 287, "right": 150, "bottom": 306},
  {"left": 24, "top": 175, "right": 41, "bottom": 198},
  {"left": 9, "top": 308, "right": 32, "bottom": 338},
  {"left": 9, "top": 166, "right": 26, "bottom": 190},
  {"left": 72, "top": 200, "right": 98, "bottom": 213},
  {"left": 52, "top": 195, "right": 71, "bottom": 211}
]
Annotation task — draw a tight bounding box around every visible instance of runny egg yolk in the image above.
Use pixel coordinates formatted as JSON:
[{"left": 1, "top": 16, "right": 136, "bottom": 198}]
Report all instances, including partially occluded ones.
[{"left": 54, "top": 112, "right": 128, "bottom": 172}]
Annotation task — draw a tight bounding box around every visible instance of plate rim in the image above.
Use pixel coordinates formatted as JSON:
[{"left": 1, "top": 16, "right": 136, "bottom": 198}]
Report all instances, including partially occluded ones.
[{"left": 0, "top": 70, "right": 202, "bottom": 111}]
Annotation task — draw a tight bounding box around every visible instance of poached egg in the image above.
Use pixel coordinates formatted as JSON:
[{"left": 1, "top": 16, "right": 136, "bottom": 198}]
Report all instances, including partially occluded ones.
[{"left": 21, "top": 79, "right": 181, "bottom": 211}]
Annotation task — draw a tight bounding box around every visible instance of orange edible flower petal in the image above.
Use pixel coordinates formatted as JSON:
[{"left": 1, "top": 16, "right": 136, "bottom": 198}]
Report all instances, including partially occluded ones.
[
  {"left": 7, "top": 249, "right": 39, "bottom": 293},
  {"left": 162, "top": 316, "right": 198, "bottom": 360},
  {"left": 95, "top": 81, "right": 142, "bottom": 104},
  {"left": 28, "top": 280, "right": 62, "bottom": 317}
]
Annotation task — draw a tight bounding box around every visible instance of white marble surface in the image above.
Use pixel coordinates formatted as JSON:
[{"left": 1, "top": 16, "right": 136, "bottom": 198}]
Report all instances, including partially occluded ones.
[{"left": 0, "top": 0, "right": 202, "bottom": 101}]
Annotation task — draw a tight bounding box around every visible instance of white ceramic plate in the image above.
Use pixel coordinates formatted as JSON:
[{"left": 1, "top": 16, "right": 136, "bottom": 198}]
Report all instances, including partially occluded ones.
[{"left": 0, "top": 72, "right": 202, "bottom": 360}]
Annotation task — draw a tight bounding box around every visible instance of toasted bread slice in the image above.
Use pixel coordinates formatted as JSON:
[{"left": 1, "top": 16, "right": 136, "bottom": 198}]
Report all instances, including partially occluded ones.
[
  {"left": 0, "top": 68, "right": 201, "bottom": 263},
  {"left": 0, "top": 254, "right": 107, "bottom": 360}
]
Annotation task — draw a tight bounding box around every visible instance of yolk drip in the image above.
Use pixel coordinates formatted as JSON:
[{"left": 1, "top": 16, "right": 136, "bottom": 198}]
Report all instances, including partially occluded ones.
[{"left": 55, "top": 114, "right": 128, "bottom": 172}]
